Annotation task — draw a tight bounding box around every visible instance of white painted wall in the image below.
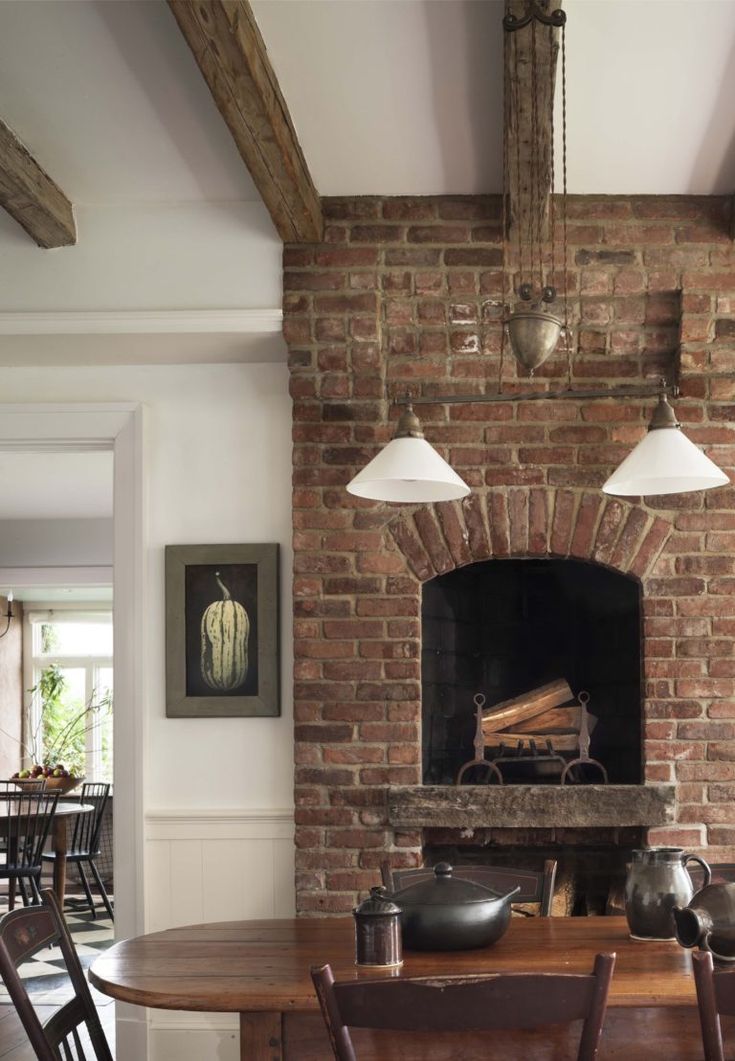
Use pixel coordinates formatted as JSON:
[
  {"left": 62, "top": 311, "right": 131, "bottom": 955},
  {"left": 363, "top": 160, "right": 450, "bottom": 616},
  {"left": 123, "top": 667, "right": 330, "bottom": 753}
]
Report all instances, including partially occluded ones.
[
  {"left": 0, "top": 361, "right": 293, "bottom": 809},
  {"left": 0, "top": 362, "right": 294, "bottom": 1061},
  {"left": 0, "top": 518, "right": 113, "bottom": 566},
  {"left": 0, "top": 203, "right": 281, "bottom": 313}
]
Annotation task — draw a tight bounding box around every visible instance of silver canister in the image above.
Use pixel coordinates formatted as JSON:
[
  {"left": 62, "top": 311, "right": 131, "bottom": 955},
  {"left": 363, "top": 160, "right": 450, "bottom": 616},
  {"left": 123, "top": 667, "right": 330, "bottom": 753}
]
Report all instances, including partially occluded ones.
[{"left": 353, "top": 887, "right": 403, "bottom": 968}]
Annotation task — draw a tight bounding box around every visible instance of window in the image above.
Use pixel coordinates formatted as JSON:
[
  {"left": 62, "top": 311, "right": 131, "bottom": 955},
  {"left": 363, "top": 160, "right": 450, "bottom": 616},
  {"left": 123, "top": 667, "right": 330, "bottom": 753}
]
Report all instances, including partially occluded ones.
[{"left": 24, "top": 610, "right": 113, "bottom": 784}]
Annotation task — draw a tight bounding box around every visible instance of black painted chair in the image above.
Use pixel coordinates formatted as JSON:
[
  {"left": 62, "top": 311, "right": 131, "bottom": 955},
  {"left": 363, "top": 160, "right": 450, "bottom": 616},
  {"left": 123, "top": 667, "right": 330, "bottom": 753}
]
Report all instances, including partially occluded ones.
[
  {"left": 0, "top": 887, "right": 113, "bottom": 1061},
  {"left": 312, "top": 953, "right": 616, "bottom": 1061},
  {"left": 0, "top": 782, "right": 57, "bottom": 909},
  {"left": 42, "top": 782, "right": 113, "bottom": 921},
  {"left": 381, "top": 858, "right": 558, "bottom": 916}
]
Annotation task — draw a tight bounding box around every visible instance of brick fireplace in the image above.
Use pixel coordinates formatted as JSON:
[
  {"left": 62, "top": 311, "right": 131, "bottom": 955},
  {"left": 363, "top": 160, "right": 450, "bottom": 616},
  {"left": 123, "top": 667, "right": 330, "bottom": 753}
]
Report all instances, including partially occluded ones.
[
  {"left": 286, "top": 194, "right": 735, "bottom": 915},
  {"left": 421, "top": 555, "right": 643, "bottom": 785}
]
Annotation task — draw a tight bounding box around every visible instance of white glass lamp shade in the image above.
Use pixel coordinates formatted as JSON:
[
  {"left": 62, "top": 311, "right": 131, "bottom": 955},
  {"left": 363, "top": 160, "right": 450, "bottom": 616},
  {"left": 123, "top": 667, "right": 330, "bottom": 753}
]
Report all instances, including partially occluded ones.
[
  {"left": 347, "top": 436, "right": 471, "bottom": 503},
  {"left": 603, "top": 425, "right": 729, "bottom": 497}
]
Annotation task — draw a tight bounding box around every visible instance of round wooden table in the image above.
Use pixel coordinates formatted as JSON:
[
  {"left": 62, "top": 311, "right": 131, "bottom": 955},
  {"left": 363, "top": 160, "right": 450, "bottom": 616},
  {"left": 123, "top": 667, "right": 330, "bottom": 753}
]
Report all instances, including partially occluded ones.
[
  {"left": 88, "top": 915, "right": 717, "bottom": 1060},
  {"left": 0, "top": 799, "right": 94, "bottom": 903}
]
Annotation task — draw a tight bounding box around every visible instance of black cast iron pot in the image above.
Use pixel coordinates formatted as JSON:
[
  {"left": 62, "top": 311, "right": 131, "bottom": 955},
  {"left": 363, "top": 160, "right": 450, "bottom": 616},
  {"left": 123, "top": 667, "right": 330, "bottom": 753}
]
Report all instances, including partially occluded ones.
[{"left": 384, "top": 863, "right": 520, "bottom": 951}]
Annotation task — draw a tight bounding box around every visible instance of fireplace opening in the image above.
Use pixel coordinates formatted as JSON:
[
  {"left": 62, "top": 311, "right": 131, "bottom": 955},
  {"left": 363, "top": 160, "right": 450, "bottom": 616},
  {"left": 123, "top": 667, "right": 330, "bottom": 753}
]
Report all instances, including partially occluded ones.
[{"left": 421, "top": 557, "right": 643, "bottom": 786}]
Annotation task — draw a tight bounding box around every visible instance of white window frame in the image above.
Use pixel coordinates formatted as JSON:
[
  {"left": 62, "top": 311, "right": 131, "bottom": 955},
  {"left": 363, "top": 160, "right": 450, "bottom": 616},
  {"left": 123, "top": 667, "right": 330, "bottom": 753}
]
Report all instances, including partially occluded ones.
[{"left": 23, "top": 605, "right": 113, "bottom": 782}]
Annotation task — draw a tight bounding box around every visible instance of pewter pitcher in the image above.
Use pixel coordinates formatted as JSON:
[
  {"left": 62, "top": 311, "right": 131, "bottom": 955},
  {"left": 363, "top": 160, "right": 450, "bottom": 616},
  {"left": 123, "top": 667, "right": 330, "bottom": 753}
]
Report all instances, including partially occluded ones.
[{"left": 625, "top": 847, "right": 711, "bottom": 941}]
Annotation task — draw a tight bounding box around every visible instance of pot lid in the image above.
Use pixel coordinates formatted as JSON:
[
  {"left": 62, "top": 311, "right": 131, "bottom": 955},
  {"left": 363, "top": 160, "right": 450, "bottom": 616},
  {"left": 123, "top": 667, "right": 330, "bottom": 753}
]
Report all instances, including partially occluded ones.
[
  {"left": 354, "top": 887, "right": 401, "bottom": 916},
  {"left": 393, "top": 863, "right": 503, "bottom": 906}
]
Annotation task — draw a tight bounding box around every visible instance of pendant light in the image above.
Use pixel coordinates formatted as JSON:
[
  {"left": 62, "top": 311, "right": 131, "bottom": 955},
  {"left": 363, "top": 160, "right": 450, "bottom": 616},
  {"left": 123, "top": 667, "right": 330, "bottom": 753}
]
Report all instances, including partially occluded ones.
[
  {"left": 602, "top": 391, "right": 729, "bottom": 497},
  {"left": 501, "top": 3, "right": 569, "bottom": 378},
  {"left": 346, "top": 404, "right": 470, "bottom": 503}
]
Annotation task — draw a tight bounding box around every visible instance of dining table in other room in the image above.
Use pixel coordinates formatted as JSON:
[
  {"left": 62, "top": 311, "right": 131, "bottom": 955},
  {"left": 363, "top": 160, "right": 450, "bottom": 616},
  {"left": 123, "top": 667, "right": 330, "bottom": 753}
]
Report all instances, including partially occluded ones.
[{"left": 0, "top": 797, "right": 94, "bottom": 904}]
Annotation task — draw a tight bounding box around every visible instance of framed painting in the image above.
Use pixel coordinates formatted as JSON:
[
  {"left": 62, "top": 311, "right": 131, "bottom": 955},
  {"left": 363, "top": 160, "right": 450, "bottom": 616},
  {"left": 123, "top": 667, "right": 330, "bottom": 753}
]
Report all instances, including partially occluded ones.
[{"left": 165, "top": 544, "right": 280, "bottom": 718}]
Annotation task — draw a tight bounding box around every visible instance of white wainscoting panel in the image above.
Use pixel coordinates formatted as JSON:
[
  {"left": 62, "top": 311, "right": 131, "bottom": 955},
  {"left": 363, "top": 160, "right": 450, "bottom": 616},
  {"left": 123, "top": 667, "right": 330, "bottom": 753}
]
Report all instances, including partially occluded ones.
[{"left": 144, "top": 808, "right": 295, "bottom": 1061}]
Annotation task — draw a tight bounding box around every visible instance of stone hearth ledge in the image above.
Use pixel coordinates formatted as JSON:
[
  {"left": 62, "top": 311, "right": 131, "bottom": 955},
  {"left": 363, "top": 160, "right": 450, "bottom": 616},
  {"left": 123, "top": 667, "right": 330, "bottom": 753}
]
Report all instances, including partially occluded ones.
[{"left": 388, "top": 785, "right": 676, "bottom": 830}]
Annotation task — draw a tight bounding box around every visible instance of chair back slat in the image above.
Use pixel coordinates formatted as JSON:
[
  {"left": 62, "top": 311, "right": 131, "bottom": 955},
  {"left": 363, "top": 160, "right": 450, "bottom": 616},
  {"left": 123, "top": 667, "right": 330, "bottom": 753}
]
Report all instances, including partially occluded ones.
[
  {"left": 45, "top": 997, "right": 89, "bottom": 1053},
  {"left": 312, "top": 954, "right": 615, "bottom": 1061},
  {"left": 0, "top": 889, "right": 113, "bottom": 1061},
  {"left": 1, "top": 788, "right": 58, "bottom": 871},
  {"left": 72, "top": 1026, "right": 89, "bottom": 1060},
  {"left": 333, "top": 973, "right": 596, "bottom": 1030},
  {"left": 382, "top": 859, "right": 558, "bottom": 916},
  {"left": 70, "top": 784, "right": 109, "bottom": 855}
]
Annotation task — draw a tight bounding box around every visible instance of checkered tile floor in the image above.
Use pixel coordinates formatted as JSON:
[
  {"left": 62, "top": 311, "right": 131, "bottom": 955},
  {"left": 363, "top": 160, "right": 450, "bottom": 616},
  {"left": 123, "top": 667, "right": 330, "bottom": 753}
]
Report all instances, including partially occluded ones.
[{"left": 0, "top": 896, "right": 115, "bottom": 1007}]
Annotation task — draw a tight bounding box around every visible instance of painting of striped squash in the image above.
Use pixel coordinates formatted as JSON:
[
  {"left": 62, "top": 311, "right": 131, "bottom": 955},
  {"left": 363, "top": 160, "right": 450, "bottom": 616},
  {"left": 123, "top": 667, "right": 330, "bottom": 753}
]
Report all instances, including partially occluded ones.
[{"left": 200, "top": 572, "right": 250, "bottom": 691}]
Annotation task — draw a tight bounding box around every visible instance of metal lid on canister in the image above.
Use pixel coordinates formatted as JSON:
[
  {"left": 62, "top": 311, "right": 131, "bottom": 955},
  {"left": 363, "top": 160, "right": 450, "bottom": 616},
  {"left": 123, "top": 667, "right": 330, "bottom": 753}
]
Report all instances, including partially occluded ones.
[{"left": 354, "top": 886, "right": 401, "bottom": 917}]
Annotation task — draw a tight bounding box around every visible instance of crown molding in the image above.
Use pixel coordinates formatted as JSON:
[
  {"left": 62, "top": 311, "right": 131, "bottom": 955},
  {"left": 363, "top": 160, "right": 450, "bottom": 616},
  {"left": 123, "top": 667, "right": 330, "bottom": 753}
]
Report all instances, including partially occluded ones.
[{"left": 0, "top": 309, "right": 283, "bottom": 336}]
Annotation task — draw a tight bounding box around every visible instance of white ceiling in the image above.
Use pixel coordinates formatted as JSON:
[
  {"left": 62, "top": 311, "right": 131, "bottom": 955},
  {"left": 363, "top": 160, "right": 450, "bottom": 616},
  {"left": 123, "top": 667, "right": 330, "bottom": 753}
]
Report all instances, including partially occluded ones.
[
  {"left": 0, "top": 0, "right": 260, "bottom": 203},
  {"left": 0, "top": 0, "right": 283, "bottom": 346},
  {"left": 0, "top": 451, "right": 113, "bottom": 519},
  {"left": 0, "top": 0, "right": 731, "bottom": 211},
  {"left": 0, "top": 0, "right": 731, "bottom": 348},
  {"left": 253, "top": 0, "right": 735, "bottom": 196}
]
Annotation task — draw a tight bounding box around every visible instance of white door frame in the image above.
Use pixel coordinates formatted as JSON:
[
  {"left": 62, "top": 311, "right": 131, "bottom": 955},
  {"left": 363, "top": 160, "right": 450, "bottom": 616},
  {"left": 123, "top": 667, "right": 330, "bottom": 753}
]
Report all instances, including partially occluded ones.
[{"left": 0, "top": 403, "right": 147, "bottom": 1058}]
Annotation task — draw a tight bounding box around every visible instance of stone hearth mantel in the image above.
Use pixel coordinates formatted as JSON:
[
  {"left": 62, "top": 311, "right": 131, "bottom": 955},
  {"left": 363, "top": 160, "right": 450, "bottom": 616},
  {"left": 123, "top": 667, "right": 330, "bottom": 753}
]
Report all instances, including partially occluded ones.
[{"left": 388, "top": 785, "right": 676, "bottom": 831}]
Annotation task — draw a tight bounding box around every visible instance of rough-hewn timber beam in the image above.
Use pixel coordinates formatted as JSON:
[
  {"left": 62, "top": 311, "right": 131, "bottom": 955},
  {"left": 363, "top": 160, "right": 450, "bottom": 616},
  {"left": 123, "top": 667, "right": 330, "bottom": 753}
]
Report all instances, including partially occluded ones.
[
  {"left": 0, "top": 119, "right": 76, "bottom": 249},
  {"left": 168, "top": 0, "right": 323, "bottom": 243},
  {"left": 505, "top": 0, "right": 562, "bottom": 242}
]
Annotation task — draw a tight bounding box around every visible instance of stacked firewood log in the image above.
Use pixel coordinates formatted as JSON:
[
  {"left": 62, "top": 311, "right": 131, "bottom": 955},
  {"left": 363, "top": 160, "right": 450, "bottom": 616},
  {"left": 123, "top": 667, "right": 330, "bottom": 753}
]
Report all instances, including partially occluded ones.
[{"left": 481, "top": 678, "right": 596, "bottom": 753}]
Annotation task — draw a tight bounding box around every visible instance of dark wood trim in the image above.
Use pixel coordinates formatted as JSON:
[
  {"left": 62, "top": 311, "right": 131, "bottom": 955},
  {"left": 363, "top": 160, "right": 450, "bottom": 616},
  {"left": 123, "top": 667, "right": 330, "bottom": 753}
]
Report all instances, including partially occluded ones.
[
  {"left": 168, "top": 0, "right": 323, "bottom": 243},
  {"left": 0, "top": 119, "right": 76, "bottom": 248}
]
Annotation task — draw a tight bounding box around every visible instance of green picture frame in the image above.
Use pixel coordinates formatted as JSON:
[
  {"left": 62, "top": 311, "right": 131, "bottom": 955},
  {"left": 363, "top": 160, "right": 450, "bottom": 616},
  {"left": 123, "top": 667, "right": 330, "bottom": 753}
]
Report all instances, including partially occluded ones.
[{"left": 165, "top": 543, "right": 280, "bottom": 718}]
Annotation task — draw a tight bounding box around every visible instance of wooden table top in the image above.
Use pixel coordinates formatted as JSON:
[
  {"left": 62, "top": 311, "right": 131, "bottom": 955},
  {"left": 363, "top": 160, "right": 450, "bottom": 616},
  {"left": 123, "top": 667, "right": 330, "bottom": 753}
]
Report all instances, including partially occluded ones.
[{"left": 89, "top": 915, "right": 702, "bottom": 1014}]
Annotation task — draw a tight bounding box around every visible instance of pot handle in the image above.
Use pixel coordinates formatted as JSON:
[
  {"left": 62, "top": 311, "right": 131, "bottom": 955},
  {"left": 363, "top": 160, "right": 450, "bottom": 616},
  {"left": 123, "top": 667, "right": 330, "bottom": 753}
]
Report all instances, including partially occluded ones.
[
  {"left": 684, "top": 853, "right": 712, "bottom": 888},
  {"left": 701, "top": 931, "right": 735, "bottom": 964}
]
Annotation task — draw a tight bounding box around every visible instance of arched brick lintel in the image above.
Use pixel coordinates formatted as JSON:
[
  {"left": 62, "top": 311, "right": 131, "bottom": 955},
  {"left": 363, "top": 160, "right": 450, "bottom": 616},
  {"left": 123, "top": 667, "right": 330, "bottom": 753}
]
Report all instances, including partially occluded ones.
[{"left": 387, "top": 487, "right": 674, "bottom": 584}]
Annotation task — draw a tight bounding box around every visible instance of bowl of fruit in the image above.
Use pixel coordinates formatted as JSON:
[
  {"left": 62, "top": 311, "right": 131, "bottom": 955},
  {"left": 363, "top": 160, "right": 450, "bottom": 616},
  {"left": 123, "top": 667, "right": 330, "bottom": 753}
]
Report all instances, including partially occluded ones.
[{"left": 12, "top": 764, "right": 84, "bottom": 795}]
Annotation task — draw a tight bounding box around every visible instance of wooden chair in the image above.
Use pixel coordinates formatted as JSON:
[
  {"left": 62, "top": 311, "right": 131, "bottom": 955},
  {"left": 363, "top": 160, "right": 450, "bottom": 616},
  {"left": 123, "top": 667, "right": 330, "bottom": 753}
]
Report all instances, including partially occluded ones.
[
  {"left": 42, "top": 783, "right": 113, "bottom": 921},
  {"left": 312, "top": 953, "right": 616, "bottom": 1061},
  {"left": 381, "top": 858, "right": 558, "bottom": 916},
  {"left": 0, "top": 887, "right": 113, "bottom": 1061},
  {"left": 0, "top": 784, "right": 58, "bottom": 909},
  {"left": 691, "top": 949, "right": 735, "bottom": 1061}
]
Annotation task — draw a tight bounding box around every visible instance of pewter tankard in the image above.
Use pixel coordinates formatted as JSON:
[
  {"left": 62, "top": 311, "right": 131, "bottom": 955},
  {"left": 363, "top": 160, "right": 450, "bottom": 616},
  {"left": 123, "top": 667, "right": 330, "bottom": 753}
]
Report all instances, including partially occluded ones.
[{"left": 625, "top": 847, "right": 711, "bottom": 940}]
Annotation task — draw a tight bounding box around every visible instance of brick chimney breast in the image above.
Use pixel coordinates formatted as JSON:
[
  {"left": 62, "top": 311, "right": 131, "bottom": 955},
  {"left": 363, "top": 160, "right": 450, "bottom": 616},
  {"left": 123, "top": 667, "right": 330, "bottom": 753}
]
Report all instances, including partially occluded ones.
[{"left": 287, "top": 194, "right": 735, "bottom": 915}]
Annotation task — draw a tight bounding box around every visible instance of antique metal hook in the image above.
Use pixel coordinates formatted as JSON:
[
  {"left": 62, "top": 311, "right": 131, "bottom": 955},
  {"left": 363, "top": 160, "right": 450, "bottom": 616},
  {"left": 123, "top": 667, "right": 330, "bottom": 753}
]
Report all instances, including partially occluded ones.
[{"left": 503, "top": 3, "right": 566, "bottom": 32}]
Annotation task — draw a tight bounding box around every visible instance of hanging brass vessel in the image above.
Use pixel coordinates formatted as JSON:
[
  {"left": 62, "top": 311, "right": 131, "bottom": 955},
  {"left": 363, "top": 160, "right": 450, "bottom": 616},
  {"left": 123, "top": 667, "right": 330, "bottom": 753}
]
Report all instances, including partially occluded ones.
[{"left": 507, "top": 307, "right": 563, "bottom": 374}]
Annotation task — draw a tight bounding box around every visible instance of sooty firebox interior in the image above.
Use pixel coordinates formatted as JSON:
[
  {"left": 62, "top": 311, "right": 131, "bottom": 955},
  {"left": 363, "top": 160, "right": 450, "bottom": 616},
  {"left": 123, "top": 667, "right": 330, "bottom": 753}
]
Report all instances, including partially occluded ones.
[{"left": 421, "top": 558, "right": 642, "bottom": 785}]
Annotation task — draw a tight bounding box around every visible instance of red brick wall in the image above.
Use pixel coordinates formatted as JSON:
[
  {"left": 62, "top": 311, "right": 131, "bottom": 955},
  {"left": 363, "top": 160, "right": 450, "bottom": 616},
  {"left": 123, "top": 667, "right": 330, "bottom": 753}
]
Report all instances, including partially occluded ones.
[{"left": 285, "top": 194, "right": 735, "bottom": 915}]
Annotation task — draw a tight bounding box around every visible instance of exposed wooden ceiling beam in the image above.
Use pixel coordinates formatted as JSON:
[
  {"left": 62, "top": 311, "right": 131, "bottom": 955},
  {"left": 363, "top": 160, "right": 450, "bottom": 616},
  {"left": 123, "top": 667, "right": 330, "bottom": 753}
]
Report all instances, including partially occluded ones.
[
  {"left": 0, "top": 119, "right": 76, "bottom": 249},
  {"left": 505, "top": 1, "right": 562, "bottom": 241},
  {"left": 168, "top": 0, "right": 323, "bottom": 244}
]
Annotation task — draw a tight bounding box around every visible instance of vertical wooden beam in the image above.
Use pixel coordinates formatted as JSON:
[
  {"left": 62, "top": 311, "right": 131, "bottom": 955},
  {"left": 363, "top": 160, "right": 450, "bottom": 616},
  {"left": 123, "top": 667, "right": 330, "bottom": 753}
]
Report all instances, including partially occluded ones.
[
  {"left": 0, "top": 118, "right": 76, "bottom": 248},
  {"left": 168, "top": 0, "right": 323, "bottom": 243},
  {"left": 505, "top": 1, "right": 563, "bottom": 244}
]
